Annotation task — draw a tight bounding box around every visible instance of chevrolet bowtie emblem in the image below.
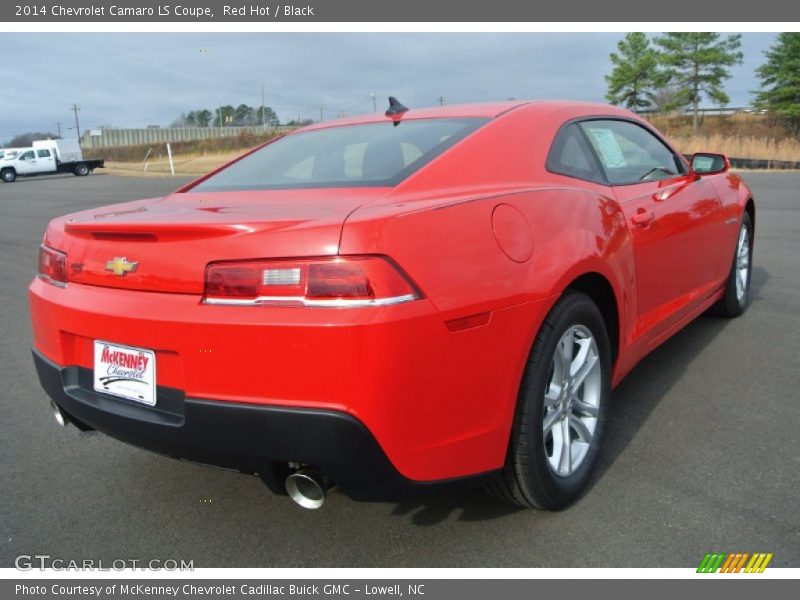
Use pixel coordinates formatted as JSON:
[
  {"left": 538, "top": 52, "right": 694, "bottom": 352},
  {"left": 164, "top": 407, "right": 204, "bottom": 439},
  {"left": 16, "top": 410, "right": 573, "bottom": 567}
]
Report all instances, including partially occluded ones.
[{"left": 105, "top": 257, "right": 138, "bottom": 276}]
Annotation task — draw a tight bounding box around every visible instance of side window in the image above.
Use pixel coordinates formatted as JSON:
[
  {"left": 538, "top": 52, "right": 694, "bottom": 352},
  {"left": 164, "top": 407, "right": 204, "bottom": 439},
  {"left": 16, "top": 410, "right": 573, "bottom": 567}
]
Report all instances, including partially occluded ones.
[
  {"left": 20, "top": 150, "right": 35, "bottom": 160},
  {"left": 37, "top": 149, "right": 51, "bottom": 158},
  {"left": 546, "top": 124, "right": 605, "bottom": 183},
  {"left": 579, "top": 120, "right": 684, "bottom": 185}
]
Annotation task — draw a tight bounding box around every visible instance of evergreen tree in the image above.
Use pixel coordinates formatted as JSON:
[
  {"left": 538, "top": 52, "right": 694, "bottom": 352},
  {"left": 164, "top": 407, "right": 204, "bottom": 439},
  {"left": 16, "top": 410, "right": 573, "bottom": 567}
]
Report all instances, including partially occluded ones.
[
  {"left": 754, "top": 33, "right": 800, "bottom": 133},
  {"left": 654, "top": 33, "right": 743, "bottom": 131},
  {"left": 195, "top": 109, "right": 213, "bottom": 127},
  {"left": 605, "top": 33, "right": 661, "bottom": 112}
]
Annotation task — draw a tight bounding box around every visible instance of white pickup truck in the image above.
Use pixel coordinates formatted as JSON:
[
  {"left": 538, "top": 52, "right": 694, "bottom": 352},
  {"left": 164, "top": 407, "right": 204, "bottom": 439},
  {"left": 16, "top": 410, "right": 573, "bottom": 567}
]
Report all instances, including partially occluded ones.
[{"left": 0, "top": 139, "right": 104, "bottom": 183}]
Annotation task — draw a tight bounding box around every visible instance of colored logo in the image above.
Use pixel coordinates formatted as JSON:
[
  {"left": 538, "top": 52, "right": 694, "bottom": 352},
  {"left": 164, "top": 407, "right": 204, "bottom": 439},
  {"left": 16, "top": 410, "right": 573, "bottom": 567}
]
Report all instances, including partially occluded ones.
[
  {"left": 105, "top": 257, "right": 138, "bottom": 276},
  {"left": 697, "top": 552, "right": 773, "bottom": 573}
]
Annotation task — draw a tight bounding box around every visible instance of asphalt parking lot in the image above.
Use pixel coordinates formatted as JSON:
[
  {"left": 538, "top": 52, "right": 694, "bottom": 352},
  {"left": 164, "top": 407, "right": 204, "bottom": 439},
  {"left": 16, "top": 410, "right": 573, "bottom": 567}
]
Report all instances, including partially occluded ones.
[{"left": 1, "top": 172, "right": 798, "bottom": 568}]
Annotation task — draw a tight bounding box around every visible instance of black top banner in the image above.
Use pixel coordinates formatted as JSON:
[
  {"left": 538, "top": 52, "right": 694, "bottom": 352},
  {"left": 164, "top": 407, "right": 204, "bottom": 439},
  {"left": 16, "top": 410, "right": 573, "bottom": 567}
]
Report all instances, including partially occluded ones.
[{"left": 3, "top": 0, "right": 799, "bottom": 22}]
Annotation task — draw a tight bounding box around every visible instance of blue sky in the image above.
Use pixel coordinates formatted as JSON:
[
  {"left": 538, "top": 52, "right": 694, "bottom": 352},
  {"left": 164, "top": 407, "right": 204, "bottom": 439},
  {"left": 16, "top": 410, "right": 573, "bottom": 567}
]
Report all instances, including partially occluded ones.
[{"left": 0, "top": 32, "right": 778, "bottom": 142}]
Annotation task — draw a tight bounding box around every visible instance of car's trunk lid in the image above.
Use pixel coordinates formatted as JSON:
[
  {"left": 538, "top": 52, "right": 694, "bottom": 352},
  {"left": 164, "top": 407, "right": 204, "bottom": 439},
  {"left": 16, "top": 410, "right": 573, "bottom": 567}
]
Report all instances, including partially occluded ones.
[{"left": 48, "top": 188, "right": 386, "bottom": 294}]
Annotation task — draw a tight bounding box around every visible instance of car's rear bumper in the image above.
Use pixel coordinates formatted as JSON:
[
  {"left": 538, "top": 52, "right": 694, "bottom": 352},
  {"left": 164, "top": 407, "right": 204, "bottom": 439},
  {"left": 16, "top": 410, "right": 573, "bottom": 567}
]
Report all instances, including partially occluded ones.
[
  {"left": 33, "top": 349, "right": 501, "bottom": 500},
  {"left": 29, "top": 277, "right": 548, "bottom": 487}
]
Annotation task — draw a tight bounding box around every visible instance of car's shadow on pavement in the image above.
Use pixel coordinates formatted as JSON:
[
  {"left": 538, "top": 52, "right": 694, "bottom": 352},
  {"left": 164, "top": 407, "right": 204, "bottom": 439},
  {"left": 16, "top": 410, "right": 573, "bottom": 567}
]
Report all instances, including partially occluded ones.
[
  {"left": 388, "top": 488, "right": 525, "bottom": 525},
  {"left": 384, "top": 266, "right": 770, "bottom": 526},
  {"left": 588, "top": 264, "right": 768, "bottom": 487}
]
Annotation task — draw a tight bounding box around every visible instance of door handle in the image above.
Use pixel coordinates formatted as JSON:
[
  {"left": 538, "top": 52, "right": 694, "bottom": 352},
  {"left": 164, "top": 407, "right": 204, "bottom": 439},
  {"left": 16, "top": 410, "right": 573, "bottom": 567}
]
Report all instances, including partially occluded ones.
[{"left": 632, "top": 210, "right": 655, "bottom": 227}]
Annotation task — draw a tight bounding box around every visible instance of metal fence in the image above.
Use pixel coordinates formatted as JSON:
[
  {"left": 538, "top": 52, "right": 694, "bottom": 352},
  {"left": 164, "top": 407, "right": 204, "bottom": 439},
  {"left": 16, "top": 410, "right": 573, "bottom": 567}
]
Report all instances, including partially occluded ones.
[
  {"left": 80, "top": 125, "right": 294, "bottom": 149},
  {"left": 729, "top": 157, "right": 800, "bottom": 170},
  {"left": 638, "top": 106, "right": 765, "bottom": 116}
]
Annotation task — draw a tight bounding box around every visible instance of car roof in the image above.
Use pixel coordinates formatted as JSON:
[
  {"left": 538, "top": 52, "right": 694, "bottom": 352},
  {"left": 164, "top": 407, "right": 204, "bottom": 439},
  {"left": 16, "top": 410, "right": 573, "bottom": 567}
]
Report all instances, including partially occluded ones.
[{"left": 294, "top": 100, "right": 637, "bottom": 132}]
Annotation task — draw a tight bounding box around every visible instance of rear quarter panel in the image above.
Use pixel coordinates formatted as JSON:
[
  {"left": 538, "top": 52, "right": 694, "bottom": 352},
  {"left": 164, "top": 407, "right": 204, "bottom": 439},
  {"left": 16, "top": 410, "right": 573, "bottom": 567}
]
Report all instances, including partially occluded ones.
[
  {"left": 339, "top": 184, "right": 634, "bottom": 465},
  {"left": 340, "top": 186, "right": 633, "bottom": 323}
]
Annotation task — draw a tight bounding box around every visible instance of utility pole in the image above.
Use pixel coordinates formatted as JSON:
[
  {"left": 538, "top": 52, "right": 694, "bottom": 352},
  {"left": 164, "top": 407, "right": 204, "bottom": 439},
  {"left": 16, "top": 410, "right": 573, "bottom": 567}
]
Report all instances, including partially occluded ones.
[
  {"left": 261, "top": 83, "right": 266, "bottom": 127},
  {"left": 55, "top": 122, "right": 62, "bottom": 137},
  {"left": 319, "top": 102, "right": 324, "bottom": 123},
  {"left": 371, "top": 92, "right": 376, "bottom": 112},
  {"left": 437, "top": 96, "right": 445, "bottom": 106},
  {"left": 218, "top": 105, "right": 223, "bottom": 128},
  {"left": 70, "top": 104, "right": 81, "bottom": 146}
]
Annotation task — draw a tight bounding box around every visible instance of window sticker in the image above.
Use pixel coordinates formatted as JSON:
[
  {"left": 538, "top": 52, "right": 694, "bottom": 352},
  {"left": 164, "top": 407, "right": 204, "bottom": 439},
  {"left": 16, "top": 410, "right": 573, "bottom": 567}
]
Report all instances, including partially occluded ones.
[{"left": 587, "top": 128, "right": 626, "bottom": 168}]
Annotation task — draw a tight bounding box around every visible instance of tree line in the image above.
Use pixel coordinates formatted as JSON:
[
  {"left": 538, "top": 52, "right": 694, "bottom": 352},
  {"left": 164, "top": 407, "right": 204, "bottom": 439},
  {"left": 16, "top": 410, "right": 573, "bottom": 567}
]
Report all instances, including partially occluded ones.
[
  {"left": 606, "top": 32, "right": 800, "bottom": 133},
  {"left": 4, "top": 131, "right": 60, "bottom": 147},
  {"left": 170, "top": 104, "right": 312, "bottom": 128}
]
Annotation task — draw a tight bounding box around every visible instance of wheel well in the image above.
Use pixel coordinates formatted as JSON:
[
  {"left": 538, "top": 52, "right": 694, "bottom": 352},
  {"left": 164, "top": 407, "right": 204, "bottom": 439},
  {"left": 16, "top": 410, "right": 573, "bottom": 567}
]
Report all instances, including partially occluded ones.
[
  {"left": 566, "top": 273, "right": 620, "bottom": 365},
  {"left": 745, "top": 198, "right": 755, "bottom": 236}
]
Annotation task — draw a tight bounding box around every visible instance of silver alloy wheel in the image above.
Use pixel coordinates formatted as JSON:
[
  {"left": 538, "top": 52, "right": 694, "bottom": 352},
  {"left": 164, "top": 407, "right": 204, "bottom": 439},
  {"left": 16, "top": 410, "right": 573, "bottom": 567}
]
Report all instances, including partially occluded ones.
[
  {"left": 735, "top": 223, "right": 750, "bottom": 302},
  {"left": 543, "top": 324, "right": 602, "bottom": 478}
]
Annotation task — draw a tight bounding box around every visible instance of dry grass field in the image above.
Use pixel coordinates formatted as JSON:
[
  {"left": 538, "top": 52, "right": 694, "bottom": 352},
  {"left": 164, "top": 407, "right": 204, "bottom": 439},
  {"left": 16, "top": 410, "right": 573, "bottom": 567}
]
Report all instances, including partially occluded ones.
[
  {"left": 649, "top": 113, "right": 800, "bottom": 162},
  {"left": 102, "top": 153, "right": 238, "bottom": 177},
  {"left": 669, "top": 135, "right": 800, "bottom": 163}
]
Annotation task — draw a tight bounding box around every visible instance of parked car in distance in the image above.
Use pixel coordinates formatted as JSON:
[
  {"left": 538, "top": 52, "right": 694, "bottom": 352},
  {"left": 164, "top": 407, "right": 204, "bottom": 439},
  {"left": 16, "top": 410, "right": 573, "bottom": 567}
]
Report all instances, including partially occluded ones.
[
  {"left": 1, "top": 139, "right": 104, "bottom": 183},
  {"left": 29, "top": 100, "right": 754, "bottom": 510}
]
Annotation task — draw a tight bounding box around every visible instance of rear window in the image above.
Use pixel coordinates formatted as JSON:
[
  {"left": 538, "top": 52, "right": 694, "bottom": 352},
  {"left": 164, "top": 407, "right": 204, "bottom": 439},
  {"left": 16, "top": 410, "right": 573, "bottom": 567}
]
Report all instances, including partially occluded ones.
[{"left": 190, "top": 118, "right": 487, "bottom": 192}]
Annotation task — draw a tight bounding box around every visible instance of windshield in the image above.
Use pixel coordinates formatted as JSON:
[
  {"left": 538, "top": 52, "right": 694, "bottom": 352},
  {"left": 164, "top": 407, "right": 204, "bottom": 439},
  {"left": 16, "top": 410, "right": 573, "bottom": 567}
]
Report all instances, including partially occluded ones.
[{"left": 190, "top": 118, "right": 487, "bottom": 192}]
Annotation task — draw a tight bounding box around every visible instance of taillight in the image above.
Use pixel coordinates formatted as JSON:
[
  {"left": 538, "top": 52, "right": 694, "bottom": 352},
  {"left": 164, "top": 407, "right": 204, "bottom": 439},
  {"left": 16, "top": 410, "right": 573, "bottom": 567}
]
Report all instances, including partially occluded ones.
[
  {"left": 38, "top": 244, "right": 68, "bottom": 286},
  {"left": 204, "top": 256, "right": 421, "bottom": 307}
]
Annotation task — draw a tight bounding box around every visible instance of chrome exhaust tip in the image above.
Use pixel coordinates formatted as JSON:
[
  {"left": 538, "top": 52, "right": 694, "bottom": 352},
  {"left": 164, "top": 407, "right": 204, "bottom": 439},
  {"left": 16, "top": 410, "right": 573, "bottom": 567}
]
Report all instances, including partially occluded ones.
[
  {"left": 285, "top": 468, "right": 331, "bottom": 509},
  {"left": 50, "top": 400, "right": 67, "bottom": 427}
]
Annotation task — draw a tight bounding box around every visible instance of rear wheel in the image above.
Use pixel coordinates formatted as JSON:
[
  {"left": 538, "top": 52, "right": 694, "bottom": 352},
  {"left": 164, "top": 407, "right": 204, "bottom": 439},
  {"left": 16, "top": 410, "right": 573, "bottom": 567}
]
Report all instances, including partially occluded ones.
[
  {"left": 1, "top": 169, "right": 15, "bottom": 183},
  {"left": 74, "top": 163, "right": 90, "bottom": 176},
  {"left": 711, "top": 212, "right": 753, "bottom": 318},
  {"left": 487, "top": 290, "right": 611, "bottom": 509}
]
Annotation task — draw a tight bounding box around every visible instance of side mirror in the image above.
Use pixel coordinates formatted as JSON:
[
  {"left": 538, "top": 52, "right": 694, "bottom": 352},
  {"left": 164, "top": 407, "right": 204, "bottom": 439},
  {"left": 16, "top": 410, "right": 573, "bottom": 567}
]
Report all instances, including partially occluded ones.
[{"left": 691, "top": 153, "right": 730, "bottom": 175}]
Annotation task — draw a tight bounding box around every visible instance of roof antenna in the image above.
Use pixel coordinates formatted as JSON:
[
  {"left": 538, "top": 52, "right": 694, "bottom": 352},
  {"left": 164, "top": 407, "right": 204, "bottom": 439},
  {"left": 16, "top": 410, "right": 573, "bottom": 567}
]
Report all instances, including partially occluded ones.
[{"left": 385, "top": 97, "right": 409, "bottom": 118}]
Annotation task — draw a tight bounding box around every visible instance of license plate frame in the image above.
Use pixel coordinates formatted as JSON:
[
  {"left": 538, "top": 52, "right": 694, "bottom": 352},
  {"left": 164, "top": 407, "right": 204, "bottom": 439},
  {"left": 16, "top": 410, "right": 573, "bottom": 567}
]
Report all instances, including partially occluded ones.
[{"left": 93, "top": 340, "right": 157, "bottom": 406}]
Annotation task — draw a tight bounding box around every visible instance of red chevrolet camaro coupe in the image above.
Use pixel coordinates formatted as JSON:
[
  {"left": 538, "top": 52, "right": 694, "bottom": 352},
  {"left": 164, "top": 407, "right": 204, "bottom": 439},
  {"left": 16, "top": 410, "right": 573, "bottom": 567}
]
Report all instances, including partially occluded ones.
[{"left": 29, "top": 100, "right": 754, "bottom": 510}]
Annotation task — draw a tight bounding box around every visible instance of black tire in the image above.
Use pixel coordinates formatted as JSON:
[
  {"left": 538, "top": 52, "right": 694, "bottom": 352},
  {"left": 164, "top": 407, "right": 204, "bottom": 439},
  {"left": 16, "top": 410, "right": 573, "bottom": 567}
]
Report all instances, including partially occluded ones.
[
  {"left": 710, "top": 212, "right": 753, "bottom": 318},
  {"left": 74, "top": 163, "right": 90, "bottom": 176},
  {"left": 487, "top": 290, "right": 611, "bottom": 509},
  {"left": 1, "top": 169, "right": 16, "bottom": 183}
]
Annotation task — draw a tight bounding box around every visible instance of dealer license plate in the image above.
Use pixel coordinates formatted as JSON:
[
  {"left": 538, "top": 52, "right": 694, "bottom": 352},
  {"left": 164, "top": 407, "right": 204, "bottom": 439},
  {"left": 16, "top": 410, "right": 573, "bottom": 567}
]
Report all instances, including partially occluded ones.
[{"left": 93, "top": 340, "right": 156, "bottom": 406}]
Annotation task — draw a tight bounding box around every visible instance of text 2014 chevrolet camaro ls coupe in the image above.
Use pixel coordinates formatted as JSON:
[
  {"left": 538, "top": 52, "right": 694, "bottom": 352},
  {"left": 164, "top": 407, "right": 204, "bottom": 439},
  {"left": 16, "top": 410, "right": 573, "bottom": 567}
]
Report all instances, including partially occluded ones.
[{"left": 29, "top": 100, "right": 754, "bottom": 510}]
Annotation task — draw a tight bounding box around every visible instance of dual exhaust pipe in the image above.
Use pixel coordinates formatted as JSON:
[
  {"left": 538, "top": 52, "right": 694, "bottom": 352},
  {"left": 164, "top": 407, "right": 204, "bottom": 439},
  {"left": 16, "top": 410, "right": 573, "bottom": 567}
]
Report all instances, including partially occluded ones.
[{"left": 51, "top": 399, "right": 331, "bottom": 509}]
